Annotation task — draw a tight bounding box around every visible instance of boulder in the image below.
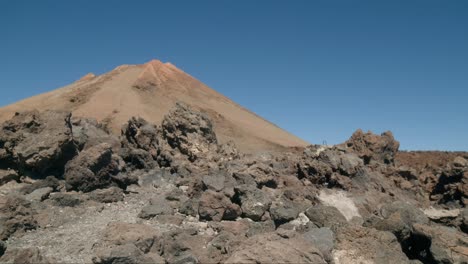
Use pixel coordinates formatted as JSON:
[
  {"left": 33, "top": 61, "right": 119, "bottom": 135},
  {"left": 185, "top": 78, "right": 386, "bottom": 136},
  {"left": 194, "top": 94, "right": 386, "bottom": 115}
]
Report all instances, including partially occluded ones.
[
  {"left": 64, "top": 143, "right": 122, "bottom": 192},
  {"left": 48, "top": 192, "right": 86, "bottom": 207},
  {"left": 89, "top": 187, "right": 124, "bottom": 203},
  {"left": 269, "top": 196, "right": 301, "bottom": 225},
  {"left": 334, "top": 226, "right": 412, "bottom": 264},
  {"left": 234, "top": 185, "right": 271, "bottom": 221},
  {"left": 225, "top": 232, "right": 326, "bottom": 264},
  {"left": 139, "top": 198, "right": 173, "bottom": 220},
  {"left": 304, "top": 205, "right": 347, "bottom": 230},
  {"left": 25, "top": 187, "right": 53, "bottom": 202},
  {"left": 411, "top": 223, "right": 468, "bottom": 263},
  {"left": 71, "top": 117, "right": 120, "bottom": 152},
  {"left": 0, "top": 195, "right": 37, "bottom": 240},
  {"left": 0, "top": 247, "right": 52, "bottom": 264},
  {"left": 161, "top": 102, "right": 217, "bottom": 162},
  {"left": 20, "top": 176, "right": 60, "bottom": 195},
  {"left": 100, "top": 222, "right": 160, "bottom": 253},
  {"left": 0, "top": 111, "right": 78, "bottom": 177},
  {"left": 120, "top": 117, "right": 160, "bottom": 169},
  {"left": 198, "top": 190, "right": 241, "bottom": 221},
  {"left": 303, "top": 228, "right": 335, "bottom": 261},
  {"left": 93, "top": 243, "right": 164, "bottom": 264},
  {"left": 343, "top": 129, "right": 399, "bottom": 164},
  {"left": 0, "top": 170, "right": 19, "bottom": 186}
]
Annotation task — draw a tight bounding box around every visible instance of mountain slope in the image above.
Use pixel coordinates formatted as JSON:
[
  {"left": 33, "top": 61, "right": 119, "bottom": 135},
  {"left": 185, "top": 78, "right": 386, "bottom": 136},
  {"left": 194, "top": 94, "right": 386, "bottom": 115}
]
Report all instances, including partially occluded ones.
[{"left": 0, "top": 59, "right": 309, "bottom": 153}]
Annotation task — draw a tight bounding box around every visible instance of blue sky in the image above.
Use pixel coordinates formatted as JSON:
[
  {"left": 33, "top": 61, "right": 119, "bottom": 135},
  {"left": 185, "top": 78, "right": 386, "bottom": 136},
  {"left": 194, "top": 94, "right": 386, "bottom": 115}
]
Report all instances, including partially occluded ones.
[{"left": 1, "top": 0, "right": 467, "bottom": 150}]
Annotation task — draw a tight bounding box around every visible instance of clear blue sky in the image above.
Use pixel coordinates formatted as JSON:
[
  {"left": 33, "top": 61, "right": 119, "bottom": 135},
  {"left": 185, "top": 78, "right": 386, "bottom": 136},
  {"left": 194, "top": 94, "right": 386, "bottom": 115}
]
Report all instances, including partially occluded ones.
[{"left": 1, "top": 1, "right": 467, "bottom": 150}]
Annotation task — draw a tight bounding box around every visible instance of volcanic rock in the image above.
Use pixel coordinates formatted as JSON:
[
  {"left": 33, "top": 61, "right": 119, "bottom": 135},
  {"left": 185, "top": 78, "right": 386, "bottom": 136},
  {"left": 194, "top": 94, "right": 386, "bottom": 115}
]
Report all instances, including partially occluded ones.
[
  {"left": 343, "top": 129, "right": 400, "bottom": 165},
  {"left": 0, "top": 247, "right": 52, "bottom": 264},
  {"left": 225, "top": 231, "right": 326, "bottom": 263},
  {"left": 64, "top": 143, "right": 123, "bottom": 192},
  {"left": 0, "top": 111, "right": 77, "bottom": 177}
]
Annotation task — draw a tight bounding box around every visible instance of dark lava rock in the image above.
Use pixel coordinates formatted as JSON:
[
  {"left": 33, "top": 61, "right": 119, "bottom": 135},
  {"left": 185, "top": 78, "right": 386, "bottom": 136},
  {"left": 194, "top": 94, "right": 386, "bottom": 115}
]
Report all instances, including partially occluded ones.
[
  {"left": 0, "top": 111, "right": 78, "bottom": 177},
  {"left": 64, "top": 143, "right": 123, "bottom": 192},
  {"left": 0, "top": 170, "right": 19, "bottom": 186},
  {"left": 0, "top": 247, "right": 52, "bottom": 264},
  {"left": 269, "top": 196, "right": 302, "bottom": 226},
  {"left": 139, "top": 198, "right": 173, "bottom": 220},
  {"left": 120, "top": 117, "right": 160, "bottom": 170},
  {"left": 304, "top": 205, "right": 347, "bottom": 230},
  {"left": 89, "top": 187, "right": 124, "bottom": 203},
  {"left": 234, "top": 185, "right": 271, "bottom": 221},
  {"left": 48, "top": 192, "right": 86, "bottom": 207},
  {"left": 344, "top": 129, "right": 400, "bottom": 165},
  {"left": 161, "top": 102, "right": 217, "bottom": 162},
  {"left": 0, "top": 195, "right": 38, "bottom": 240},
  {"left": 225, "top": 232, "right": 326, "bottom": 263},
  {"left": 198, "top": 190, "right": 241, "bottom": 221}
]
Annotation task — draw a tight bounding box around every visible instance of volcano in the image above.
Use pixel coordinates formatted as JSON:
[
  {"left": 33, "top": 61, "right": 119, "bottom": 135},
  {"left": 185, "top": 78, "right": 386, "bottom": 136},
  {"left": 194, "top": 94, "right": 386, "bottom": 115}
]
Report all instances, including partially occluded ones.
[{"left": 0, "top": 59, "right": 308, "bottom": 153}]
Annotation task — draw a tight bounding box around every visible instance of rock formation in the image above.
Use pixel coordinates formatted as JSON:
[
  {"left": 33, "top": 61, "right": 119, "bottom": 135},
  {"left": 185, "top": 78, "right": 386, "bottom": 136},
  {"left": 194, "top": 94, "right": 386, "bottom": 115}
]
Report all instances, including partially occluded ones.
[{"left": 0, "top": 101, "right": 467, "bottom": 263}]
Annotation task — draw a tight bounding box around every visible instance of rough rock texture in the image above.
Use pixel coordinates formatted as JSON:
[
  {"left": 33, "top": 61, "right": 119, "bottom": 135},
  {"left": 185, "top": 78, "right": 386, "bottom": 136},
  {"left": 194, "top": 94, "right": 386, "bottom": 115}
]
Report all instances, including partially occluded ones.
[
  {"left": 225, "top": 231, "right": 327, "bottom": 264},
  {"left": 0, "top": 196, "right": 38, "bottom": 240},
  {"left": 0, "top": 170, "right": 19, "bottom": 186},
  {"left": 0, "top": 247, "right": 52, "bottom": 264},
  {"left": 334, "top": 226, "right": 412, "bottom": 264},
  {"left": 343, "top": 129, "right": 400, "bottom": 165},
  {"left": 0, "top": 111, "right": 77, "bottom": 177},
  {"left": 162, "top": 102, "right": 218, "bottom": 162},
  {"left": 0, "top": 104, "right": 466, "bottom": 264},
  {"left": 64, "top": 143, "right": 122, "bottom": 192}
]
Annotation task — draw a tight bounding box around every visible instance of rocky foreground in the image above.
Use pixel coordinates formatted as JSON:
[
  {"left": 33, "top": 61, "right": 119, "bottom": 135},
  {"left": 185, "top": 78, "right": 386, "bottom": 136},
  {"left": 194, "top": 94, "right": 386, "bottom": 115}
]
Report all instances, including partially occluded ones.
[{"left": 0, "top": 103, "right": 467, "bottom": 264}]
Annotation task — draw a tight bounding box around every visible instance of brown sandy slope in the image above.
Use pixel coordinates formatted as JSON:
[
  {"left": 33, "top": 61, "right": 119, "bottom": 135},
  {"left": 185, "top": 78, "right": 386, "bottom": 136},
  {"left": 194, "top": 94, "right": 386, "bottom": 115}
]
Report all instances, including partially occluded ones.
[{"left": 0, "top": 60, "right": 309, "bottom": 153}]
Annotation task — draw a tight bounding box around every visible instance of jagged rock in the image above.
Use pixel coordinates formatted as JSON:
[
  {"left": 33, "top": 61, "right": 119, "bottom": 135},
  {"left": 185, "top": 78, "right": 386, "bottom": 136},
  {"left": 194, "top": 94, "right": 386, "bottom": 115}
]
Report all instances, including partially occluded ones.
[
  {"left": 167, "top": 253, "right": 199, "bottom": 264},
  {"left": 0, "top": 170, "right": 19, "bottom": 186},
  {"left": 20, "top": 176, "right": 60, "bottom": 195},
  {"left": 159, "top": 229, "right": 213, "bottom": 264},
  {"left": 303, "top": 228, "right": 335, "bottom": 261},
  {"left": 380, "top": 201, "right": 429, "bottom": 225},
  {"left": 100, "top": 222, "right": 160, "bottom": 253},
  {"left": 225, "top": 232, "right": 326, "bottom": 264},
  {"left": 25, "top": 187, "right": 53, "bottom": 202},
  {"left": 64, "top": 143, "right": 123, "bottom": 192},
  {"left": 0, "top": 111, "right": 78, "bottom": 177},
  {"left": 343, "top": 129, "right": 400, "bottom": 164},
  {"left": 89, "top": 187, "right": 124, "bottom": 203},
  {"left": 198, "top": 190, "right": 241, "bottom": 221},
  {"left": 364, "top": 201, "right": 429, "bottom": 244},
  {"left": 0, "top": 247, "right": 52, "bottom": 264},
  {"left": 412, "top": 223, "right": 468, "bottom": 263},
  {"left": 139, "top": 198, "right": 173, "bottom": 219},
  {"left": 48, "top": 192, "right": 86, "bottom": 207},
  {"left": 297, "top": 147, "right": 363, "bottom": 189},
  {"left": 304, "top": 205, "right": 347, "bottom": 230},
  {"left": 234, "top": 185, "right": 271, "bottom": 221},
  {"left": 0, "top": 195, "right": 38, "bottom": 240},
  {"left": 72, "top": 117, "right": 120, "bottom": 151},
  {"left": 202, "top": 173, "right": 225, "bottom": 192},
  {"left": 179, "top": 199, "right": 199, "bottom": 217},
  {"left": 120, "top": 117, "right": 160, "bottom": 169},
  {"left": 161, "top": 102, "right": 217, "bottom": 162},
  {"left": 269, "top": 196, "right": 302, "bottom": 226},
  {"left": 333, "top": 226, "right": 412, "bottom": 264},
  {"left": 93, "top": 243, "right": 163, "bottom": 264}
]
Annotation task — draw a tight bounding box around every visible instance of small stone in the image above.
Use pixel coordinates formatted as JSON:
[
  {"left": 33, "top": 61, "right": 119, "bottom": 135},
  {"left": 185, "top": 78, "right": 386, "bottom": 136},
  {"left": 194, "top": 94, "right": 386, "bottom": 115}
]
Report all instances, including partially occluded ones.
[{"left": 25, "top": 187, "right": 53, "bottom": 202}]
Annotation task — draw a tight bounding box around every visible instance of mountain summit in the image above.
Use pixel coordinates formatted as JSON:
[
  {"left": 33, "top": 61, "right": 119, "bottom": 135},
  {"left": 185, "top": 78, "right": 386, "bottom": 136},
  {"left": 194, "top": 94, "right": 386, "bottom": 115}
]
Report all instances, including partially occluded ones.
[{"left": 0, "top": 59, "right": 308, "bottom": 152}]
